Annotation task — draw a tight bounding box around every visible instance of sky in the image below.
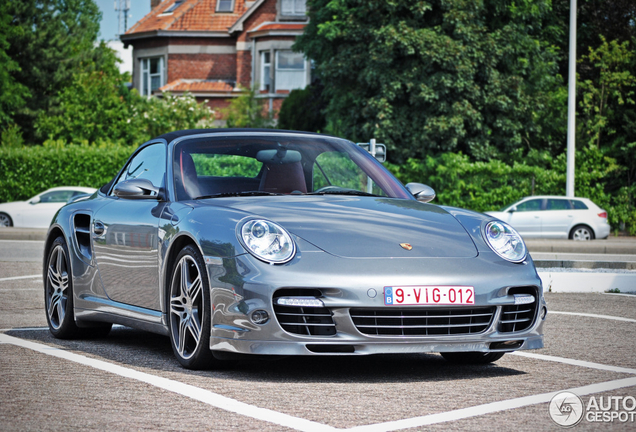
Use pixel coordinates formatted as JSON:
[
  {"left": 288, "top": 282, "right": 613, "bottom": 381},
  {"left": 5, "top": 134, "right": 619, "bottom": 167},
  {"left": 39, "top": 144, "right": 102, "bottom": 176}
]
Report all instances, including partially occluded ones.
[{"left": 95, "top": 0, "right": 152, "bottom": 74}]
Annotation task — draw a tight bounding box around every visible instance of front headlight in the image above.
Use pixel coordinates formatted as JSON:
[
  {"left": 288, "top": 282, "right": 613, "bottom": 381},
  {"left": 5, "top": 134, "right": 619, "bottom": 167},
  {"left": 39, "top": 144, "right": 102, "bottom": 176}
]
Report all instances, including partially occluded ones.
[
  {"left": 483, "top": 221, "right": 527, "bottom": 263},
  {"left": 239, "top": 219, "right": 296, "bottom": 264}
]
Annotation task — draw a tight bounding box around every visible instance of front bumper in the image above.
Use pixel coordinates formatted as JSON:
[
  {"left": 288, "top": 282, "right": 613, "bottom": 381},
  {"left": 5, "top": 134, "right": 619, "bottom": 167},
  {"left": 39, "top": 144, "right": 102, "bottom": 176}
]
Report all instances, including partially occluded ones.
[{"left": 206, "top": 247, "right": 546, "bottom": 356}]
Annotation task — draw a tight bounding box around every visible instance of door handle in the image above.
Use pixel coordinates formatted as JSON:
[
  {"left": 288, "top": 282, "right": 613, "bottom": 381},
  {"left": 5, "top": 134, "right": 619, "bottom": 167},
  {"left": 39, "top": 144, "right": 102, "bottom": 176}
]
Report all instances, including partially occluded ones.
[{"left": 93, "top": 221, "right": 105, "bottom": 236}]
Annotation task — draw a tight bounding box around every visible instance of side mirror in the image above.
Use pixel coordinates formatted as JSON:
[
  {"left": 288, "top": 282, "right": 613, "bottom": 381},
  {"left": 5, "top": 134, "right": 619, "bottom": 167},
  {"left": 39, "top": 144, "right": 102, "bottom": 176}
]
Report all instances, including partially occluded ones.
[
  {"left": 509, "top": 206, "right": 517, "bottom": 213},
  {"left": 357, "top": 141, "right": 387, "bottom": 163},
  {"left": 30, "top": 196, "right": 41, "bottom": 205},
  {"left": 405, "top": 183, "right": 436, "bottom": 203},
  {"left": 113, "top": 179, "right": 160, "bottom": 200}
]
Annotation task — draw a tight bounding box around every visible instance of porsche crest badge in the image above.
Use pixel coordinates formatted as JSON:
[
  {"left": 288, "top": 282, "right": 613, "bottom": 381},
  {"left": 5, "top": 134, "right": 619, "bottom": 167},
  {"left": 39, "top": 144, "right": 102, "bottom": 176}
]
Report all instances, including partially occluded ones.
[{"left": 400, "top": 243, "right": 413, "bottom": 251}]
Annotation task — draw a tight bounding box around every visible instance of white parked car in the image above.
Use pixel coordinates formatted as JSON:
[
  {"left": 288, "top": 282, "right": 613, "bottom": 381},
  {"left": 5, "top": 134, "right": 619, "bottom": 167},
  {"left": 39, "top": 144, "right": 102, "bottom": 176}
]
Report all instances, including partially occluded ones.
[
  {"left": 0, "top": 187, "right": 96, "bottom": 228},
  {"left": 485, "top": 196, "right": 610, "bottom": 240}
]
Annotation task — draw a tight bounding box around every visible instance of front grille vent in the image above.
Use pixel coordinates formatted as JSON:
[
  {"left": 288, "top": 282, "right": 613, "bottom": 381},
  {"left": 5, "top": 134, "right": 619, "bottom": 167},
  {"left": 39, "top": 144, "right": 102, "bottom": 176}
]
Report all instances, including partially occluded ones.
[
  {"left": 350, "top": 307, "right": 496, "bottom": 336},
  {"left": 500, "top": 287, "right": 538, "bottom": 333},
  {"left": 273, "top": 289, "right": 336, "bottom": 336}
]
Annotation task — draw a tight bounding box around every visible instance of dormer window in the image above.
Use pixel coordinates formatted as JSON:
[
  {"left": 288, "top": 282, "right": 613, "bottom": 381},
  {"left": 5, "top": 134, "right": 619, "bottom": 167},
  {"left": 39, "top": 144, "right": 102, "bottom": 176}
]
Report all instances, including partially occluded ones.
[
  {"left": 217, "top": 0, "right": 234, "bottom": 12},
  {"left": 281, "top": 0, "right": 306, "bottom": 16},
  {"left": 163, "top": 0, "right": 184, "bottom": 14}
]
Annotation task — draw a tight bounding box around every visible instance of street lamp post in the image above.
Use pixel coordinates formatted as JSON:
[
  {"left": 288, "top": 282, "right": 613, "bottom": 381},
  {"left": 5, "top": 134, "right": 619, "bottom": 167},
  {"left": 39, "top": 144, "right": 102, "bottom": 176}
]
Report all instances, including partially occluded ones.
[{"left": 566, "top": 0, "right": 577, "bottom": 197}]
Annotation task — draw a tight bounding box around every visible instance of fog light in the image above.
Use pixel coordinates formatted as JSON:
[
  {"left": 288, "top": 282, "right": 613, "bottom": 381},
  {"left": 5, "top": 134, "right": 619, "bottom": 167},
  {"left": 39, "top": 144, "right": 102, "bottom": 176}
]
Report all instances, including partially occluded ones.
[
  {"left": 514, "top": 294, "right": 535, "bottom": 305},
  {"left": 275, "top": 297, "right": 325, "bottom": 307},
  {"left": 251, "top": 310, "right": 269, "bottom": 325}
]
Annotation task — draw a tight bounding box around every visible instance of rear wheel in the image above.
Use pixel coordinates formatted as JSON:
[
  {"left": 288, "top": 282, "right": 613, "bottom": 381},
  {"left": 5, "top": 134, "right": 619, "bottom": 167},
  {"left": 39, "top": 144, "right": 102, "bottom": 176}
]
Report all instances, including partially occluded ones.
[
  {"left": 0, "top": 212, "right": 12, "bottom": 227},
  {"left": 569, "top": 225, "right": 594, "bottom": 241},
  {"left": 45, "top": 236, "right": 111, "bottom": 339},
  {"left": 168, "top": 245, "right": 214, "bottom": 369},
  {"left": 440, "top": 352, "right": 505, "bottom": 364}
]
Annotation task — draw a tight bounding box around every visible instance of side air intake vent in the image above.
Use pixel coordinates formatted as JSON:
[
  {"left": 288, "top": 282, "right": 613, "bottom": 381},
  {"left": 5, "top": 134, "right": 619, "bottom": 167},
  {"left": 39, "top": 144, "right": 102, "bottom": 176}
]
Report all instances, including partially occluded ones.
[{"left": 74, "top": 214, "right": 92, "bottom": 262}]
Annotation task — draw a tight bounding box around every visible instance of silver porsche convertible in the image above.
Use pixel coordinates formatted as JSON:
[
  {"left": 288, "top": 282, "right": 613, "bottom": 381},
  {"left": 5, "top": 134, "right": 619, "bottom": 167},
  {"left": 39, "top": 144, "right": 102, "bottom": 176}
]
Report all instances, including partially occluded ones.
[{"left": 44, "top": 129, "right": 546, "bottom": 369}]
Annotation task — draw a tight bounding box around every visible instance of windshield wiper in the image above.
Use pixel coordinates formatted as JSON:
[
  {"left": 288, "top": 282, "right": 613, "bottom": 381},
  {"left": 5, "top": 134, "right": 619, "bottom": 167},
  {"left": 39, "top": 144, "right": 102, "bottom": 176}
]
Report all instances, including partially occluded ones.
[
  {"left": 195, "top": 191, "right": 282, "bottom": 199},
  {"left": 307, "top": 190, "right": 378, "bottom": 197}
]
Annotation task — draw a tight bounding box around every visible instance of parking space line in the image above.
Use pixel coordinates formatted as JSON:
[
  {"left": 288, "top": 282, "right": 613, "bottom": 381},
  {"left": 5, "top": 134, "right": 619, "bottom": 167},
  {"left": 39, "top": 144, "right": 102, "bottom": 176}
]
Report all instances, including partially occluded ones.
[
  {"left": 0, "top": 274, "right": 41, "bottom": 282},
  {"left": 0, "top": 333, "right": 337, "bottom": 432},
  {"left": 348, "top": 377, "right": 636, "bottom": 431},
  {"left": 551, "top": 310, "right": 636, "bottom": 323},
  {"left": 512, "top": 351, "right": 636, "bottom": 374}
]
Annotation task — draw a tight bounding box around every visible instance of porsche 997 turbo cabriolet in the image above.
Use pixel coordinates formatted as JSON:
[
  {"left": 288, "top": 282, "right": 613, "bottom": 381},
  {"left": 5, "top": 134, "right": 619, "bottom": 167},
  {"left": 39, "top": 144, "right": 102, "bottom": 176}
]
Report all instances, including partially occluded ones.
[{"left": 44, "top": 129, "right": 546, "bottom": 369}]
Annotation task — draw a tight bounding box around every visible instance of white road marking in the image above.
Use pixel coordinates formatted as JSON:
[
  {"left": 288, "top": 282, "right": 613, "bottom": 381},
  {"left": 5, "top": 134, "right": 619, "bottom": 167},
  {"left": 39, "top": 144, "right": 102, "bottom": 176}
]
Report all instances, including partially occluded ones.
[
  {"left": 603, "top": 292, "right": 636, "bottom": 298},
  {"left": 0, "top": 333, "right": 337, "bottom": 432},
  {"left": 0, "top": 288, "right": 41, "bottom": 292},
  {"left": 512, "top": 351, "right": 636, "bottom": 374},
  {"left": 0, "top": 274, "right": 41, "bottom": 282},
  {"left": 551, "top": 310, "right": 636, "bottom": 323},
  {"left": 348, "top": 377, "right": 636, "bottom": 431}
]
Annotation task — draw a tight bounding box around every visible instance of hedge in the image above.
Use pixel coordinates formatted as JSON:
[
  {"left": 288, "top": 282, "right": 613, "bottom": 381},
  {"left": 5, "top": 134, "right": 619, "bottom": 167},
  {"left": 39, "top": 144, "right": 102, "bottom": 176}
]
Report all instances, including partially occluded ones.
[
  {"left": 1, "top": 142, "right": 633, "bottom": 234},
  {"left": 0, "top": 143, "right": 135, "bottom": 203}
]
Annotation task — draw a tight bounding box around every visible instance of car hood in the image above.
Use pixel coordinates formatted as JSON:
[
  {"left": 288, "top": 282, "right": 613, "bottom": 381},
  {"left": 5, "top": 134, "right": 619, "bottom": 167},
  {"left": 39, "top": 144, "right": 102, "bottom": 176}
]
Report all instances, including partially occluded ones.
[{"left": 212, "top": 196, "right": 478, "bottom": 259}]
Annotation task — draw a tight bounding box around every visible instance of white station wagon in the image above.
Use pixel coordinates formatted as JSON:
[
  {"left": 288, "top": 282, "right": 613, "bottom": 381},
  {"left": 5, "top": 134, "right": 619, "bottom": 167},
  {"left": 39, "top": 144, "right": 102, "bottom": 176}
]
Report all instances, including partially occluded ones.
[{"left": 486, "top": 196, "right": 610, "bottom": 241}]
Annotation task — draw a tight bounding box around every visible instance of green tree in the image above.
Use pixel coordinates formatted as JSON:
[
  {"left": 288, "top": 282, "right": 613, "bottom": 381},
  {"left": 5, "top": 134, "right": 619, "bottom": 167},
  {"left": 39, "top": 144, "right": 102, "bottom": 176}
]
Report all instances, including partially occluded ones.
[
  {"left": 3, "top": 0, "right": 105, "bottom": 143},
  {"left": 296, "top": 0, "right": 560, "bottom": 163},
  {"left": 0, "top": 2, "right": 30, "bottom": 129},
  {"left": 222, "top": 86, "right": 273, "bottom": 128},
  {"left": 278, "top": 82, "right": 327, "bottom": 132}
]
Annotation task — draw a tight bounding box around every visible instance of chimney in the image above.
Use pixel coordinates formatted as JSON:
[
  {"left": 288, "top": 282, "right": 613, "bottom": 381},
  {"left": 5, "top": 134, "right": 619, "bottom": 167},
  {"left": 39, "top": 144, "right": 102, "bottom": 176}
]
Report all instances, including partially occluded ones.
[{"left": 151, "top": 0, "right": 162, "bottom": 9}]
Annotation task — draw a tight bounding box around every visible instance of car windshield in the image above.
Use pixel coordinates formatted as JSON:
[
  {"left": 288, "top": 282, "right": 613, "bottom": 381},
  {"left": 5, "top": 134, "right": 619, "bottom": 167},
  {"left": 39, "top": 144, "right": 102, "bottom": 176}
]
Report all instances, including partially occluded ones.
[{"left": 172, "top": 133, "right": 412, "bottom": 201}]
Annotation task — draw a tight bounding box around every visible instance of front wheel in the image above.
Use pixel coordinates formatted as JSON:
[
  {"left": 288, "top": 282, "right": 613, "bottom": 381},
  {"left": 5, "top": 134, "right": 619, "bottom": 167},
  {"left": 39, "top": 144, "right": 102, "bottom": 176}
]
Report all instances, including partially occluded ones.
[
  {"left": 440, "top": 352, "right": 505, "bottom": 364},
  {"left": 168, "top": 245, "right": 214, "bottom": 369},
  {"left": 569, "top": 225, "right": 594, "bottom": 241}
]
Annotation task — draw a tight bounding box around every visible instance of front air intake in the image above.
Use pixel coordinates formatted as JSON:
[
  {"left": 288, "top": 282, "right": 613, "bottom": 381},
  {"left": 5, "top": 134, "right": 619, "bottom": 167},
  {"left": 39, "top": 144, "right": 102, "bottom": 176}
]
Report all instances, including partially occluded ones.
[
  {"left": 500, "top": 287, "right": 538, "bottom": 333},
  {"left": 273, "top": 289, "right": 336, "bottom": 336}
]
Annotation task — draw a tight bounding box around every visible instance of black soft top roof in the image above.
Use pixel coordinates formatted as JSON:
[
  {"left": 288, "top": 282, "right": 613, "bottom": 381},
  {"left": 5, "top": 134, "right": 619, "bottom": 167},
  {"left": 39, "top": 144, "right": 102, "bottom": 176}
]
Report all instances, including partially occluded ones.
[{"left": 156, "top": 128, "right": 326, "bottom": 144}]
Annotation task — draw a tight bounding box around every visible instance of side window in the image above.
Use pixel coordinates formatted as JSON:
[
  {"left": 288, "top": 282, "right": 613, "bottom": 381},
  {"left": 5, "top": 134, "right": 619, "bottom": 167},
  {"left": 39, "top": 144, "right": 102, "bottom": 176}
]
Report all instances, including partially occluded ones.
[
  {"left": 546, "top": 199, "right": 571, "bottom": 210},
  {"left": 516, "top": 199, "right": 542, "bottom": 212},
  {"left": 111, "top": 144, "right": 166, "bottom": 196},
  {"left": 313, "top": 152, "right": 387, "bottom": 196},
  {"left": 571, "top": 200, "right": 588, "bottom": 210},
  {"left": 39, "top": 190, "right": 75, "bottom": 203}
]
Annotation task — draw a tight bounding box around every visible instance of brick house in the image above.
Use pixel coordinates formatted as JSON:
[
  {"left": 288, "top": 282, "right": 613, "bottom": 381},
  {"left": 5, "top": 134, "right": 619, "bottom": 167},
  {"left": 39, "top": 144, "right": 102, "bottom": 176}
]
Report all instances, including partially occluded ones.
[{"left": 120, "top": 0, "right": 310, "bottom": 116}]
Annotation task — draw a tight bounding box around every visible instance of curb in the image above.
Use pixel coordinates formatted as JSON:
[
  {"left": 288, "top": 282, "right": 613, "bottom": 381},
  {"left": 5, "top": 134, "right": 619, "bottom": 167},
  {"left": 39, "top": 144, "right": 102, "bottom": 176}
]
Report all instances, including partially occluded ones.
[
  {"left": 0, "top": 228, "right": 47, "bottom": 241},
  {"left": 534, "top": 260, "right": 636, "bottom": 270}
]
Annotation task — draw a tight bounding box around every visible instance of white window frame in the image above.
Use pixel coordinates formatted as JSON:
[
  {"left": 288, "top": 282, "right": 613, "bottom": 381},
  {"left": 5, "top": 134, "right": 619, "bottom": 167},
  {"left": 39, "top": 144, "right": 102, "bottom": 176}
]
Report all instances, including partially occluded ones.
[
  {"left": 140, "top": 57, "right": 165, "bottom": 96},
  {"left": 216, "top": 0, "right": 234, "bottom": 12},
  {"left": 280, "top": 0, "right": 306, "bottom": 16},
  {"left": 260, "top": 51, "right": 271, "bottom": 92},
  {"left": 274, "top": 50, "right": 306, "bottom": 91}
]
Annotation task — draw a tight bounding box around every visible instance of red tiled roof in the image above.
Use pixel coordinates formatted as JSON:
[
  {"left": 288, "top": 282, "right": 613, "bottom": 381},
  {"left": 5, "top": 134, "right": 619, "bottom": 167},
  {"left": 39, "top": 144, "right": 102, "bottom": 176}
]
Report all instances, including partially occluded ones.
[
  {"left": 160, "top": 79, "right": 235, "bottom": 93},
  {"left": 250, "top": 23, "right": 306, "bottom": 32},
  {"left": 126, "top": 0, "right": 250, "bottom": 34}
]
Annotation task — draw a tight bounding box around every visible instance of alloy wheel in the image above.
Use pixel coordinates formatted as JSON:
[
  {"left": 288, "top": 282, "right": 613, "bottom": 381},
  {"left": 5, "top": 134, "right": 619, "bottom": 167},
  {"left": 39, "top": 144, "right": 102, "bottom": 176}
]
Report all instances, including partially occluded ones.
[
  {"left": 46, "top": 245, "right": 69, "bottom": 329},
  {"left": 169, "top": 255, "right": 204, "bottom": 360}
]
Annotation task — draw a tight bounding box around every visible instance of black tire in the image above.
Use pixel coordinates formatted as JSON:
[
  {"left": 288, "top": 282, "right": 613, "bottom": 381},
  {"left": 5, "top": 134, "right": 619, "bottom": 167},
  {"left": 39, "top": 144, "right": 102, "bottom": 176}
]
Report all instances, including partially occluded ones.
[
  {"left": 168, "top": 245, "right": 214, "bottom": 369},
  {"left": 440, "top": 352, "right": 505, "bottom": 364},
  {"left": 44, "top": 236, "right": 112, "bottom": 339},
  {"left": 0, "top": 212, "right": 13, "bottom": 227},
  {"left": 569, "top": 224, "right": 594, "bottom": 241}
]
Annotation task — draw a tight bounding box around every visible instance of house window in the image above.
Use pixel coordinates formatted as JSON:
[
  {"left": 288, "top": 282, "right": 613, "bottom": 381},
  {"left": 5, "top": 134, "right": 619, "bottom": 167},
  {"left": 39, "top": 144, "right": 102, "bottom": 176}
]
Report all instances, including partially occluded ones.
[
  {"left": 217, "top": 0, "right": 234, "bottom": 12},
  {"left": 163, "top": 0, "right": 184, "bottom": 14},
  {"left": 260, "top": 51, "right": 271, "bottom": 92},
  {"left": 281, "top": 0, "right": 306, "bottom": 16},
  {"left": 141, "top": 57, "right": 165, "bottom": 96},
  {"left": 275, "top": 51, "right": 305, "bottom": 91}
]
